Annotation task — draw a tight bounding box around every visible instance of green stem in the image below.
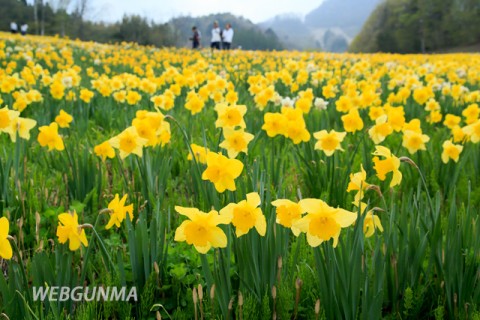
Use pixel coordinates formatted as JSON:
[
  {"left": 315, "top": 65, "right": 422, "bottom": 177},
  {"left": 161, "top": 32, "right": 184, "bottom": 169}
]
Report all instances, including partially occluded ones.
[
  {"left": 89, "top": 226, "right": 116, "bottom": 273},
  {"left": 401, "top": 159, "right": 435, "bottom": 223},
  {"left": 114, "top": 154, "right": 130, "bottom": 191},
  {"left": 8, "top": 236, "right": 32, "bottom": 304},
  {"left": 13, "top": 133, "right": 26, "bottom": 220},
  {"left": 165, "top": 115, "right": 208, "bottom": 201},
  {"left": 79, "top": 213, "right": 101, "bottom": 286},
  {"left": 200, "top": 254, "right": 214, "bottom": 289},
  {"left": 15, "top": 290, "right": 39, "bottom": 320}
]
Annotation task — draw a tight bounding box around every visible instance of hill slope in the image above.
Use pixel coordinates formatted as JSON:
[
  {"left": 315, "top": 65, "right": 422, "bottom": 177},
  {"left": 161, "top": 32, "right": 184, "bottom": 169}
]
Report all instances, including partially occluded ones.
[
  {"left": 305, "top": 0, "right": 381, "bottom": 38},
  {"left": 350, "top": 0, "right": 480, "bottom": 53},
  {"left": 258, "top": 0, "right": 380, "bottom": 52},
  {"left": 170, "top": 13, "right": 284, "bottom": 50},
  {"left": 259, "top": 14, "right": 319, "bottom": 50}
]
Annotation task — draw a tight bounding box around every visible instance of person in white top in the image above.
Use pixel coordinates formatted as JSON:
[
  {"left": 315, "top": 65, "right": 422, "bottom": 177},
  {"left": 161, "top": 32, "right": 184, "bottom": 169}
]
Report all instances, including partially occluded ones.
[
  {"left": 10, "top": 22, "right": 18, "bottom": 34},
  {"left": 211, "top": 21, "right": 221, "bottom": 50},
  {"left": 20, "top": 24, "right": 28, "bottom": 36},
  {"left": 222, "top": 23, "right": 234, "bottom": 50}
]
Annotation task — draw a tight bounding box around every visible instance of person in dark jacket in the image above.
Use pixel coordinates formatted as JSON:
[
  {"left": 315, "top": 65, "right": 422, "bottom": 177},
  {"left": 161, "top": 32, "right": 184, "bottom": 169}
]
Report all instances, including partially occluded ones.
[{"left": 190, "top": 26, "right": 200, "bottom": 49}]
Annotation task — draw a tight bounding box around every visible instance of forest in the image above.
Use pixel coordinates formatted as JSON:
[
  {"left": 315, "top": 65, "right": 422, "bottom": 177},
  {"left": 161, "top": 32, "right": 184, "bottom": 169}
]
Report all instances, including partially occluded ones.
[
  {"left": 350, "top": 0, "right": 480, "bottom": 53},
  {"left": 1, "top": 0, "right": 283, "bottom": 50}
]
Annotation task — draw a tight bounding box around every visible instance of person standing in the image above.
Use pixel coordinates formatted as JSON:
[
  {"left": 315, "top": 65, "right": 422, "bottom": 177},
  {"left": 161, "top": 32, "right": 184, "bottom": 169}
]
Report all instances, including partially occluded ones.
[
  {"left": 210, "top": 21, "right": 221, "bottom": 51},
  {"left": 10, "top": 22, "right": 18, "bottom": 34},
  {"left": 20, "top": 24, "right": 28, "bottom": 36},
  {"left": 190, "top": 26, "right": 200, "bottom": 49},
  {"left": 222, "top": 23, "right": 234, "bottom": 50}
]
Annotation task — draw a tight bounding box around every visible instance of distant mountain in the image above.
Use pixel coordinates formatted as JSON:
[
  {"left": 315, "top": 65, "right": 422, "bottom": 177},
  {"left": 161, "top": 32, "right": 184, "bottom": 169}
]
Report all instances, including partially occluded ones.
[
  {"left": 259, "top": 14, "right": 349, "bottom": 52},
  {"left": 167, "top": 0, "right": 384, "bottom": 52},
  {"left": 259, "top": 14, "right": 319, "bottom": 50},
  {"left": 257, "top": 0, "right": 380, "bottom": 52},
  {"left": 305, "top": 0, "right": 381, "bottom": 38},
  {"left": 169, "top": 13, "right": 284, "bottom": 51}
]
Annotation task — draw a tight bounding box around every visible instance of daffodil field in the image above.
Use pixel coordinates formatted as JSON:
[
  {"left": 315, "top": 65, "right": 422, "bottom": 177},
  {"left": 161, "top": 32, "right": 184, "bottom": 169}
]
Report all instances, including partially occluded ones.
[{"left": 0, "top": 32, "right": 479, "bottom": 319}]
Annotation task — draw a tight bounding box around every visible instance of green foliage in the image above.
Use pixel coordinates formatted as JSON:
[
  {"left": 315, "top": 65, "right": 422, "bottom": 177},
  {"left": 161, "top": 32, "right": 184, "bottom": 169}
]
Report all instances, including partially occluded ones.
[
  {"left": 0, "top": 0, "right": 174, "bottom": 47},
  {"left": 350, "top": 0, "right": 480, "bottom": 53},
  {"left": 0, "top": 35, "right": 479, "bottom": 320},
  {"left": 170, "top": 13, "right": 284, "bottom": 50},
  {"left": 434, "top": 305, "right": 445, "bottom": 320},
  {"left": 403, "top": 287, "right": 413, "bottom": 317},
  {"left": 75, "top": 301, "right": 133, "bottom": 320},
  {"left": 115, "top": 15, "right": 175, "bottom": 47},
  {"left": 240, "top": 293, "right": 260, "bottom": 319},
  {"left": 261, "top": 292, "right": 272, "bottom": 319},
  {"left": 276, "top": 281, "right": 294, "bottom": 320},
  {"left": 171, "top": 307, "right": 191, "bottom": 320},
  {"left": 140, "top": 272, "right": 157, "bottom": 318},
  {"left": 1, "top": 1, "right": 283, "bottom": 50}
]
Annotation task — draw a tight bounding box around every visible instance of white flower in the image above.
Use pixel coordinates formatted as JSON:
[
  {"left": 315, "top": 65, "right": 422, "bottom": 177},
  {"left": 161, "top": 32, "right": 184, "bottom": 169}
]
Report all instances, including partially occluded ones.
[
  {"left": 385, "top": 62, "right": 397, "bottom": 69},
  {"left": 456, "top": 68, "right": 466, "bottom": 78},
  {"left": 273, "top": 93, "right": 282, "bottom": 106},
  {"left": 431, "top": 83, "right": 442, "bottom": 91},
  {"left": 62, "top": 76, "right": 73, "bottom": 88},
  {"left": 442, "top": 82, "right": 452, "bottom": 90},
  {"left": 421, "top": 63, "right": 434, "bottom": 72},
  {"left": 281, "top": 97, "right": 295, "bottom": 108},
  {"left": 314, "top": 97, "right": 328, "bottom": 111},
  {"left": 306, "top": 63, "right": 317, "bottom": 73}
]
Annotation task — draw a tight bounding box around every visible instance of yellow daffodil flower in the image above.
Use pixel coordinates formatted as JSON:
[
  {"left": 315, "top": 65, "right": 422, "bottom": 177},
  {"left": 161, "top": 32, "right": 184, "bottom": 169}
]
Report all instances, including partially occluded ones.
[
  {"left": 174, "top": 206, "right": 231, "bottom": 254},
  {"left": 441, "top": 140, "right": 463, "bottom": 163},
  {"left": 201, "top": 152, "right": 244, "bottom": 192},
  {"left": 56, "top": 211, "right": 88, "bottom": 251},
  {"left": 293, "top": 199, "right": 357, "bottom": 247},
  {"left": 55, "top": 109, "right": 73, "bottom": 128},
  {"left": 219, "top": 128, "right": 255, "bottom": 158},
  {"left": 402, "top": 130, "right": 430, "bottom": 154},
  {"left": 38, "top": 122, "right": 64, "bottom": 151},
  {"left": 372, "top": 146, "right": 402, "bottom": 187},
  {"left": 109, "top": 126, "right": 148, "bottom": 159},
  {"left": 220, "top": 192, "right": 266, "bottom": 237},
  {"left": 105, "top": 194, "right": 134, "bottom": 230},
  {"left": 313, "top": 130, "right": 346, "bottom": 156},
  {"left": 0, "top": 217, "right": 13, "bottom": 260},
  {"left": 271, "top": 199, "right": 303, "bottom": 236}
]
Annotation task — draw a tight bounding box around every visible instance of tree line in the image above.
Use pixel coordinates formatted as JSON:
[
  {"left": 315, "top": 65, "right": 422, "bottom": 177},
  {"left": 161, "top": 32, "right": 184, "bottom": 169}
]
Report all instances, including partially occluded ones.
[
  {"left": 1, "top": 0, "right": 175, "bottom": 47},
  {"left": 350, "top": 0, "right": 480, "bottom": 53},
  {"left": 1, "top": 0, "right": 283, "bottom": 50},
  {"left": 170, "top": 13, "right": 284, "bottom": 51}
]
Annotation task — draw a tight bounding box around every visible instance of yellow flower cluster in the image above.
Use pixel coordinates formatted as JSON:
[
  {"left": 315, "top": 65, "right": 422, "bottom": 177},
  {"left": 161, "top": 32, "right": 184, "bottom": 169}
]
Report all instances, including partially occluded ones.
[
  {"left": 94, "top": 110, "right": 171, "bottom": 160},
  {"left": 55, "top": 193, "right": 134, "bottom": 251},
  {"left": 0, "top": 106, "right": 36, "bottom": 142},
  {"left": 0, "top": 32, "right": 479, "bottom": 259},
  {"left": 0, "top": 34, "right": 478, "bottom": 166},
  {"left": 175, "top": 192, "right": 357, "bottom": 253}
]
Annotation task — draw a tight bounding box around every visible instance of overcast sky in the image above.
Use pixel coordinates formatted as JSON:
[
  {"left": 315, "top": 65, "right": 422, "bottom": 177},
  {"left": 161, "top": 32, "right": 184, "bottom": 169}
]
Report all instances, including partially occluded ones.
[{"left": 88, "top": 0, "right": 323, "bottom": 24}]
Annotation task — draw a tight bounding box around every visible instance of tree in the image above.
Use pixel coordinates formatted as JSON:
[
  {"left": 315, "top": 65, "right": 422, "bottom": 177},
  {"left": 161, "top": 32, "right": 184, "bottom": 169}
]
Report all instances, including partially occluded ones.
[
  {"left": 71, "top": 0, "right": 90, "bottom": 38},
  {"left": 49, "top": 0, "right": 71, "bottom": 36},
  {"left": 350, "top": 0, "right": 480, "bottom": 53}
]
